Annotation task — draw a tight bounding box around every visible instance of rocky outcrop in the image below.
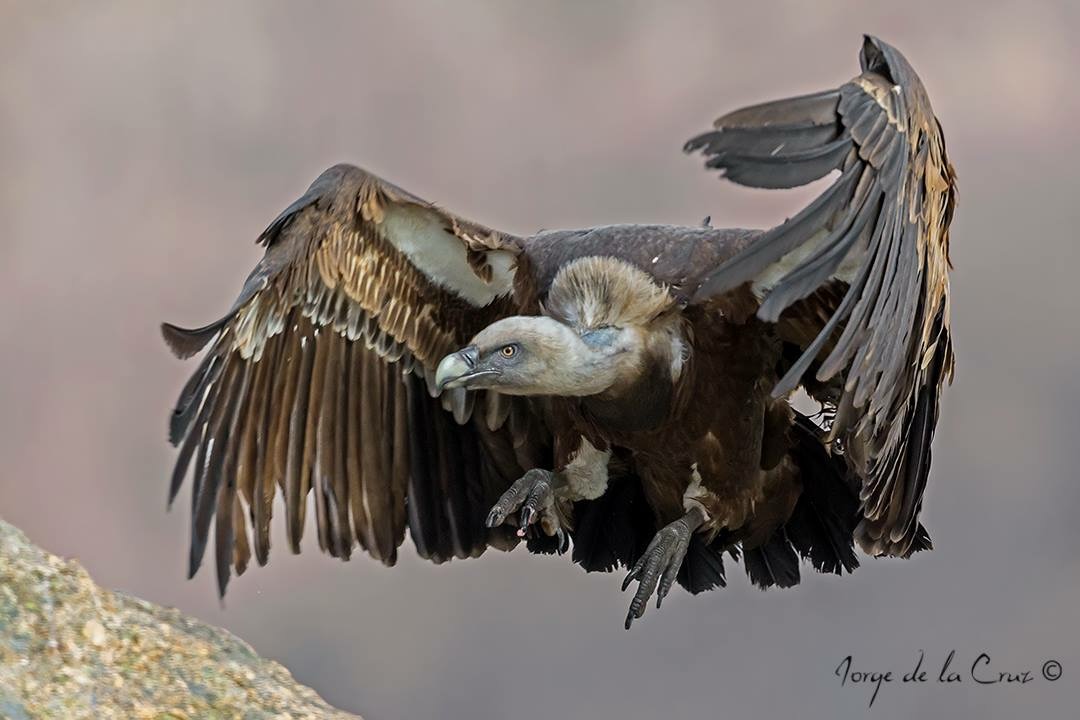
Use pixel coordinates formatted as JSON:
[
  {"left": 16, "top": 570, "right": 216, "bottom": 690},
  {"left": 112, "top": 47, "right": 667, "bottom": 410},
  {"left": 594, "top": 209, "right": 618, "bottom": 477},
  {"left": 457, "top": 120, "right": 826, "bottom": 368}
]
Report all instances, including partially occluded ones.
[{"left": 0, "top": 519, "right": 358, "bottom": 719}]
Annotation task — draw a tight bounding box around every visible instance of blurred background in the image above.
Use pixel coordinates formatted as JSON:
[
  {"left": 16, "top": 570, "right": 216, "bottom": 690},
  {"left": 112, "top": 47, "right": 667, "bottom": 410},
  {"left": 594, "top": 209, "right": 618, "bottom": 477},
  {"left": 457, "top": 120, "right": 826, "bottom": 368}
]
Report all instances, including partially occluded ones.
[{"left": 2, "top": 2, "right": 1078, "bottom": 718}]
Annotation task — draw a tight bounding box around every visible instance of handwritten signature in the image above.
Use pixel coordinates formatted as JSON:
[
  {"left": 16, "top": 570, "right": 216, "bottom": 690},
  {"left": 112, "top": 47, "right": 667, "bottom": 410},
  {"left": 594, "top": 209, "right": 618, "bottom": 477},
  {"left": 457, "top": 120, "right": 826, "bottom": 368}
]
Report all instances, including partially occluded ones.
[{"left": 835, "top": 651, "right": 1063, "bottom": 708}]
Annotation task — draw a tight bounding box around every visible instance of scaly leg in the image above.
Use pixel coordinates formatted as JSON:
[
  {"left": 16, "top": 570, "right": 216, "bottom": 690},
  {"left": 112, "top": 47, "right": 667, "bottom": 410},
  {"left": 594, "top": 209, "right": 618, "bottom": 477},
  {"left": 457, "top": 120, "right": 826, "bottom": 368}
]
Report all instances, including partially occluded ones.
[{"left": 621, "top": 506, "right": 707, "bottom": 629}]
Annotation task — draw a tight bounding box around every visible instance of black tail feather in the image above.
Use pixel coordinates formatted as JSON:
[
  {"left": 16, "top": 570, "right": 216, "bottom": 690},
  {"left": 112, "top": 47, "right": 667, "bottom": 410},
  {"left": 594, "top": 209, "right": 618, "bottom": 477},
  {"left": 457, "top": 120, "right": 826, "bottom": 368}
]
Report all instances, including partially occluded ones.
[
  {"left": 677, "top": 536, "right": 727, "bottom": 594},
  {"left": 738, "top": 410, "right": 863, "bottom": 589},
  {"left": 743, "top": 531, "right": 801, "bottom": 589},
  {"left": 571, "top": 474, "right": 653, "bottom": 574},
  {"left": 784, "top": 412, "right": 861, "bottom": 575},
  {"left": 526, "top": 531, "right": 567, "bottom": 555},
  {"left": 571, "top": 476, "right": 729, "bottom": 595}
]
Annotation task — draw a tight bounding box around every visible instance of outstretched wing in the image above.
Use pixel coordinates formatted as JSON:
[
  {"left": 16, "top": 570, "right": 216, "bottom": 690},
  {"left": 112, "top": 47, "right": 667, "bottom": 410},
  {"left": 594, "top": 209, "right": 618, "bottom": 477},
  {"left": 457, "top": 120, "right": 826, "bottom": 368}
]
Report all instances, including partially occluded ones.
[
  {"left": 687, "top": 36, "right": 956, "bottom": 556},
  {"left": 163, "top": 164, "right": 552, "bottom": 596}
]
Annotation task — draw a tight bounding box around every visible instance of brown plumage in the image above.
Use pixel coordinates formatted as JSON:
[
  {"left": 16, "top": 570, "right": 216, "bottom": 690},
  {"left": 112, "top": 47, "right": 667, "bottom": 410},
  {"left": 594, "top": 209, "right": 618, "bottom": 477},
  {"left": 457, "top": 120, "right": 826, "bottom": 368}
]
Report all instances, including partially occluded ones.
[{"left": 163, "top": 36, "right": 953, "bottom": 624}]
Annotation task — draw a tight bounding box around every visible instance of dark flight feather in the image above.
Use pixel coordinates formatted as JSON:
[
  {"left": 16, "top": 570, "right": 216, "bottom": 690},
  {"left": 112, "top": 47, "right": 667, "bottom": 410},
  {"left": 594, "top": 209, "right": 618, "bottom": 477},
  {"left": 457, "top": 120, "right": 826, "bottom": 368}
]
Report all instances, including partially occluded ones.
[{"left": 689, "top": 35, "right": 955, "bottom": 556}]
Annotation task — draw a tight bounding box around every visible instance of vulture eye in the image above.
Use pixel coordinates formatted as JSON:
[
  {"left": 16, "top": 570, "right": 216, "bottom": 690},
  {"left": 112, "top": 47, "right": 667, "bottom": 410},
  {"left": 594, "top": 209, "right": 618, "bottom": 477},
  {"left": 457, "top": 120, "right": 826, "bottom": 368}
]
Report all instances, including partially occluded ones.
[{"left": 500, "top": 344, "right": 518, "bottom": 358}]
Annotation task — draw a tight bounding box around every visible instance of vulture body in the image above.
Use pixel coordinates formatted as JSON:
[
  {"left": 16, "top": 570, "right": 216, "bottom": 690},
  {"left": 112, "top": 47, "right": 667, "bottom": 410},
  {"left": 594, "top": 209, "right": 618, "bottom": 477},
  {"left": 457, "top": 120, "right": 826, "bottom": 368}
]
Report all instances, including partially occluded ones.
[{"left": 163, "top": 36, "right": 955, "bottom": 627}]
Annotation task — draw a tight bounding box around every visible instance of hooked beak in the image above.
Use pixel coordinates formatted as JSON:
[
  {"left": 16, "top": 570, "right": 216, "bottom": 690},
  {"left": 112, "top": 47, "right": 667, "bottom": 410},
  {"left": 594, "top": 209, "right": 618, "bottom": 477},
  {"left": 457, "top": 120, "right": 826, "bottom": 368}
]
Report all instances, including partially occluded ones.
[{"left": 434, "top": 346, "right": 498, "bottom": 392}]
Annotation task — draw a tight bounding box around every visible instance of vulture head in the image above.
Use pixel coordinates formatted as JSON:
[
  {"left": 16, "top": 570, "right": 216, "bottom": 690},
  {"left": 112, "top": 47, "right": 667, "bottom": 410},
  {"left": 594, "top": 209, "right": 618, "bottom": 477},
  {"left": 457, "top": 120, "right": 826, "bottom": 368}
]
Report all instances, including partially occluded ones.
[
  {"left": 435, "top": 316, "right": 648, "bottom": 397},
  {"left": 435, "top": 257, "right": 685, "bottom": 399}
]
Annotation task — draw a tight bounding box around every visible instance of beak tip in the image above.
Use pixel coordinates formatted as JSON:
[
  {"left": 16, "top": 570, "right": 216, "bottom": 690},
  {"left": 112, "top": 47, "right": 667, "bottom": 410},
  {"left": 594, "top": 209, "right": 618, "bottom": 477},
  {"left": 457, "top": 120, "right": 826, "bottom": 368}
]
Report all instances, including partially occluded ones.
[{"left": 434, "top": 350, "right": 472, "bottom": 392}]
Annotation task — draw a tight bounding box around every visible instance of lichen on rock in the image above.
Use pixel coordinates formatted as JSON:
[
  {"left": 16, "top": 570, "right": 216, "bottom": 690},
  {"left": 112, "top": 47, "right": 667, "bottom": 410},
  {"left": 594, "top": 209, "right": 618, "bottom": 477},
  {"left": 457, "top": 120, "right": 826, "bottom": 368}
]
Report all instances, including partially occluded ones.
[{"left": 0, "top": 518, "right": 358, "bottom": 719}]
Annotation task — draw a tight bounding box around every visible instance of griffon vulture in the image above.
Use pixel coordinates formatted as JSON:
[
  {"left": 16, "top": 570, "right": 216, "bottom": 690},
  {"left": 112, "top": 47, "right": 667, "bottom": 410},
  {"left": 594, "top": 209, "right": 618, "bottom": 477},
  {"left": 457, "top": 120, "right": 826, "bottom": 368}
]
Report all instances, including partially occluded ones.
[{"left": 163, "top": 36, "right": 954, "bottom": 627}]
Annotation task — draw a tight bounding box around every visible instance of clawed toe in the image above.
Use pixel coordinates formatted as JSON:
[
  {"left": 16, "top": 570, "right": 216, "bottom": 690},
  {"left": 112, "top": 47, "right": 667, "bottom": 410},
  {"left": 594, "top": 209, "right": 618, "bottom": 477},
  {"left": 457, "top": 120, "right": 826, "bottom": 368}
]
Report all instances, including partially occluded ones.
[
  {"left": 622, "top": 508, "right": 704, "bottom": 629},
  {"left": 486, "top": 469, "right": 560, "bottom": 539},
  {"left": 622, "top": 536, "right": 684, "bottom": 629}
]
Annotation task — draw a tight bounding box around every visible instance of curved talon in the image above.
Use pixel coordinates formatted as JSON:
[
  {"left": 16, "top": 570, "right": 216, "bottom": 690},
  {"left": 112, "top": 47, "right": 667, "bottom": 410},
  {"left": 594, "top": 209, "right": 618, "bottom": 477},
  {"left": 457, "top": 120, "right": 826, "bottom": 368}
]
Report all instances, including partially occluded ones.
[
  {"left": 656, "top": 559, "right": 680, "bottom": 609},
  {"left": 486, "top": 468, "right": 561, "bottom": 540},
  {"left": 518, "top": 477, "right": 553, "bottom": 531},
  {"left": 554, "top": 527, "right": 568, "bottom": 554},
  {"left": 622, "top": 508, "right": 705, "bottom": 629}
]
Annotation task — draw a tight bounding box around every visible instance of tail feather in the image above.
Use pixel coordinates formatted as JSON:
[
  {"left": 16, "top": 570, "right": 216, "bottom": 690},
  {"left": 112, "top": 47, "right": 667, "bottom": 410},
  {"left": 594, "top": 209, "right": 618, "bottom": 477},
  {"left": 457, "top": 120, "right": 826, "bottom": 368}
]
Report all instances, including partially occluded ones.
[
  {"left": 743, "top": 531, "right": 801, "bottom": 589},
  {"left": 677, "top": 536, "right": 727, "bottom": 594},
  {"left": 571, "top": 474, "right": 654, "bottom": 574},
  {"left": 572, "top": 476, "right": 728, "bottom": 595},
  {"left": 784, "top": 412, "right": 861, "bottom": 574},
  {"left": 737, "top": 410, "right": 861, "bottom": 589}
]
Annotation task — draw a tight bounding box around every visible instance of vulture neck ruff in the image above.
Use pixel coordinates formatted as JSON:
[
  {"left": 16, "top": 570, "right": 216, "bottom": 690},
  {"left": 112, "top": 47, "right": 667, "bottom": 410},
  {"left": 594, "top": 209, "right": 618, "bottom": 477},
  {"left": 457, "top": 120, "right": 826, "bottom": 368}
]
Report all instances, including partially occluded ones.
[
  {"left": 545, "top": 256, "right": 676, "bottom": 331},
  {"left": 544, "top": 256, "right": 688, "bottom": 394}
]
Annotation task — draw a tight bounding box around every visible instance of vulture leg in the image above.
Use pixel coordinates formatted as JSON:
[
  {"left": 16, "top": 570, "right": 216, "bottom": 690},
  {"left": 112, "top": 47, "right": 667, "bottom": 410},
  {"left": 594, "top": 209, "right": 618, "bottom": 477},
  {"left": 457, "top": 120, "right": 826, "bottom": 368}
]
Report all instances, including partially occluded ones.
[
  {"left": 486, "top": 468, "right": 568, "bottom": 548},
  {"left": 622, "top": 506, "right": 707, "bottom": 629}
]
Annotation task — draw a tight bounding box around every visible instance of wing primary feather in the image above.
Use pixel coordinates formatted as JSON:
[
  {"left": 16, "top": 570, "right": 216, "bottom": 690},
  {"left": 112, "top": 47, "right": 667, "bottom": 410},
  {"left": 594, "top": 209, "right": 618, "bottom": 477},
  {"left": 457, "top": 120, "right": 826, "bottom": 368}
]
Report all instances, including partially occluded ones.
[
  {"left": 708, "top": 136, "right": 853, "bottom": 190},
  {"left": 189, "top": 359, "right": 242, "bottom": 579},
  {"left": 168, "top": 363, "right": 220, "bottom": 508},
  {"left": 684, "top": 123, "right": 840, "bottom": 160},
  {"left": 169, "top": 352, "right": 223, "bottom": 446},
  {"left": 701, "top": 88, "right": 842, "bottom": 131}
]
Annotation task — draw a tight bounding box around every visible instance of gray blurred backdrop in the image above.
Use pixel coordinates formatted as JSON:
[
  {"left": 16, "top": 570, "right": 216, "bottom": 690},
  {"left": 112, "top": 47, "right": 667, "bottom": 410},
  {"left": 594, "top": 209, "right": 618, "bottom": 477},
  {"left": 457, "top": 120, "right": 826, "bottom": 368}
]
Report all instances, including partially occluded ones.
[{"left": 2, "top": 2, "right": 1079, "bottom": 719}]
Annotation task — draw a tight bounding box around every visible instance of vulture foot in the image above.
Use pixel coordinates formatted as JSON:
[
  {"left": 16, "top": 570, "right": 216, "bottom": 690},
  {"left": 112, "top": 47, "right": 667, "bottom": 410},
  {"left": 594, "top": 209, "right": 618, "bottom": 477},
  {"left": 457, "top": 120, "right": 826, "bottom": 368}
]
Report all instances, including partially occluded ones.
[
  {"left": 486, "top": 469, "right": 566, "bottom": 545},
  {"left": 621, "top": 506, "right": 707, "bottom": 629}
]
